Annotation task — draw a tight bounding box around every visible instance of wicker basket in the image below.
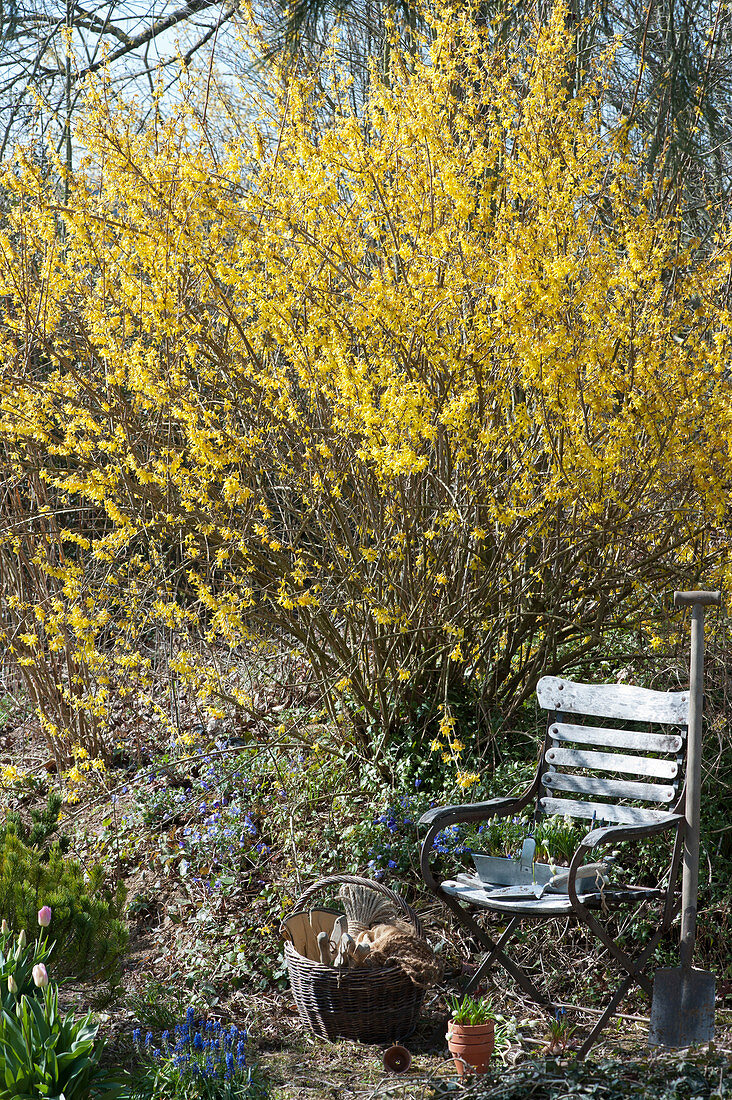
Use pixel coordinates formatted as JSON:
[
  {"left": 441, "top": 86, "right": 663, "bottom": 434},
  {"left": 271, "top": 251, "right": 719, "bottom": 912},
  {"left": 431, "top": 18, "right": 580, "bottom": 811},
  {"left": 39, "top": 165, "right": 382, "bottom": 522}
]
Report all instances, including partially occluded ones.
[{"left": 281, "top": 874, "right": 425, "bottom": 1043}]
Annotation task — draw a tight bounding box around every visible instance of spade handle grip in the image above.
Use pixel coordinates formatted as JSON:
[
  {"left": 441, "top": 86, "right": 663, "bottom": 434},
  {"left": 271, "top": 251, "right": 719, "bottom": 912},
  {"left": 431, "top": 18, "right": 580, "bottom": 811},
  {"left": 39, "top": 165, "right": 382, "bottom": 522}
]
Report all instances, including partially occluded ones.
[{"left": 674, "top": 591, "right": 721, "bottom": 607}]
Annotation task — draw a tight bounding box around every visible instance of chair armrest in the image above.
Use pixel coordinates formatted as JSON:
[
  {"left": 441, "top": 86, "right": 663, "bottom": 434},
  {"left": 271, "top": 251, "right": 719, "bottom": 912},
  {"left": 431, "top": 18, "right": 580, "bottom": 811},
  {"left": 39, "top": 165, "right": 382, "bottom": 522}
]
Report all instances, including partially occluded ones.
[
  {"left": 579, "top": 813, "right": 684, "bottom": 851},
  {"left": 419, "top": 774, "right": 539, "bottom": 898},
  {"left": 566, "top": 812, "right": 684, "bottom": 918},
  {"left": 418, "top": 796, "right": 526, "bottom": 831}
]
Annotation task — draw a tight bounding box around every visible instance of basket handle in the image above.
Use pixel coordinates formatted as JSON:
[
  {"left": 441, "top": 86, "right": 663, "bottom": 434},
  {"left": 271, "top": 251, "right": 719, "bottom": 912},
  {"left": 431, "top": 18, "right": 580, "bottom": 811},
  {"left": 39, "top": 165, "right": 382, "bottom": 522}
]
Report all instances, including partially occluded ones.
[{"left": 281, "top": 873, "right": 423, "bottom": 940}]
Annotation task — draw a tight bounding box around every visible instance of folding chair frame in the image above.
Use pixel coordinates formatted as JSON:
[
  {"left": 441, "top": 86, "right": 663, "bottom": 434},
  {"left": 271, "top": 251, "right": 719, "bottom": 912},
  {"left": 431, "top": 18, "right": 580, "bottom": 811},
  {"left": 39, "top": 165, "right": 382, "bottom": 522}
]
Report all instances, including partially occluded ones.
[{"left": 419, "top": 680, "right": 688, "bottom": 1056}]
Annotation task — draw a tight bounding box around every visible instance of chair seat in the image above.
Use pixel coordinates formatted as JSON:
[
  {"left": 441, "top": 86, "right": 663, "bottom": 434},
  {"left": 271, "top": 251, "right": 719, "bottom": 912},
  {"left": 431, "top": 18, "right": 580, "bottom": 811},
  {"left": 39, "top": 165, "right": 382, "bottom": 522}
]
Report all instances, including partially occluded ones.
[{"left": 441, "top": 873, "right": 662, "bottom": 915}]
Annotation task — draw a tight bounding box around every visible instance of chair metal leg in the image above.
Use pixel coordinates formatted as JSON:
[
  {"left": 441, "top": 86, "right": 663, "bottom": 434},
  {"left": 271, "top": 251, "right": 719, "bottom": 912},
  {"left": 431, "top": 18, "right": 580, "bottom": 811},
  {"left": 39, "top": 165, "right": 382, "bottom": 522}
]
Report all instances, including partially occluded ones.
[
  {"left": 576, "top": 972, "right": 638, "bottom": 1058},
  {"left": 575, "top": 927, "right": 666, "bottom": 1057},
  {"left": 581, "top": 909, "right": 659, "bottom": 998},
  {"left": 438, "top": 891, "right": 554, "bottom": 1009},
  {"left": 465, "top": 917, "right": 521, "bottom": 995}
]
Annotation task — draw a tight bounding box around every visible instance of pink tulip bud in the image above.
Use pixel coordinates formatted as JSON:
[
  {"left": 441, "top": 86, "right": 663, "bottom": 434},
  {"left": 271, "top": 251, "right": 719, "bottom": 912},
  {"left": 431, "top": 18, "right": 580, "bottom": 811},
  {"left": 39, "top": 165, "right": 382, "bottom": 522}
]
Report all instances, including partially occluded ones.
[
  {"left": 32, "top": 963, "right": 48, "bottom": 988},
  {"left": 37, "top": 907, "right": 52, "bottom": 928}
]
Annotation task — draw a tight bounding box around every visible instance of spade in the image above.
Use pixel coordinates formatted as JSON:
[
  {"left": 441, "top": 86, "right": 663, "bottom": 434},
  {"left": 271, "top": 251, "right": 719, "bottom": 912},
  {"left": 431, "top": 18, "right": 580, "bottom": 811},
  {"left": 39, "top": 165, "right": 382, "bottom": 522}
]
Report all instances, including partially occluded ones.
[{"left": 648, "top": 590, "right": 720, "bottom": 1048}]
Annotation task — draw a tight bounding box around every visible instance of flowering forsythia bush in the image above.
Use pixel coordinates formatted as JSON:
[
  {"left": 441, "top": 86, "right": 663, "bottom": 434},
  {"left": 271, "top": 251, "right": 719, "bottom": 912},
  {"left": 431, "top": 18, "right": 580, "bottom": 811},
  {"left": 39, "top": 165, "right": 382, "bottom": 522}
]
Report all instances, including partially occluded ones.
[{"left": 0, "top": 3, "right": 730, "bottom": 768}]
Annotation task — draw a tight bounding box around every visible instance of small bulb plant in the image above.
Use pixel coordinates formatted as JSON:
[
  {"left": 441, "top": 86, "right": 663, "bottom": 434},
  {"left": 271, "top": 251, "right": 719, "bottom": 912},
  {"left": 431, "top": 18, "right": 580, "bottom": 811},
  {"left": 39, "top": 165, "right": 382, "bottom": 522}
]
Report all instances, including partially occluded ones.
[
  {"left": 448, "top": 993, "right": 495, "bottom": 1026},
  {"left": 545, "top": 1008, "right": 577, "bottom": 1055}
]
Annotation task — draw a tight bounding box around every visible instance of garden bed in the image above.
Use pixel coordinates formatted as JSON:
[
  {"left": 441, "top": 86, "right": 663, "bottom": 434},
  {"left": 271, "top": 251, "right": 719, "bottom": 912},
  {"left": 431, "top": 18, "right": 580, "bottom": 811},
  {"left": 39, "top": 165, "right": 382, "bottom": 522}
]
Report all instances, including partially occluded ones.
[{"left": 1, "top": 666, "right": 731, "bottom": 1098}]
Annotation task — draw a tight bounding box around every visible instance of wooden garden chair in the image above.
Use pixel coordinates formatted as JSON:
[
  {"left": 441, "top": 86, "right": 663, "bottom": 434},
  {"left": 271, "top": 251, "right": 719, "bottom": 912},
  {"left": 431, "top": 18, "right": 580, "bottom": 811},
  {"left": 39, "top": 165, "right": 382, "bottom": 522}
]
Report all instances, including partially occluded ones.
[{"left": 419, "top": 675, "right": 691, "bottom": 1055}]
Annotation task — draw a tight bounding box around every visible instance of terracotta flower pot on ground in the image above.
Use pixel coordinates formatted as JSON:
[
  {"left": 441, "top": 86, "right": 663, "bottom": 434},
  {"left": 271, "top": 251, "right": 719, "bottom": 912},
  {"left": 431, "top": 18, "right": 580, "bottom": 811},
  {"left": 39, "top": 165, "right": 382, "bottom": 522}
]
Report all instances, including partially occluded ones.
[{"left": 447, "top": 1020, "right": 495, "bottom": 1076}]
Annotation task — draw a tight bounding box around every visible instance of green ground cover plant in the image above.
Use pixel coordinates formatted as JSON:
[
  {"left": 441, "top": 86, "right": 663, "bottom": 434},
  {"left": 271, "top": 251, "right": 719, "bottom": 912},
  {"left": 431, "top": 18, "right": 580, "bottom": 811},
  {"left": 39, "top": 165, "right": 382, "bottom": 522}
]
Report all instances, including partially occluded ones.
[{"left": 427, "top": 1054, "right": 732, "bottom": 1098}]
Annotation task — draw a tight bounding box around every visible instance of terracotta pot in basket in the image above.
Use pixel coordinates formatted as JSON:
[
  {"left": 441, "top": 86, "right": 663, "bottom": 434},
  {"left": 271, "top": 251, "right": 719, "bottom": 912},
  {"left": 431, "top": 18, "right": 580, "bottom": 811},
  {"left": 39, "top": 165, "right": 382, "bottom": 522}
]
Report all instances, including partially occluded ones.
[{"left": 281, "top": 874, "right": 425, "bottom": 1044}]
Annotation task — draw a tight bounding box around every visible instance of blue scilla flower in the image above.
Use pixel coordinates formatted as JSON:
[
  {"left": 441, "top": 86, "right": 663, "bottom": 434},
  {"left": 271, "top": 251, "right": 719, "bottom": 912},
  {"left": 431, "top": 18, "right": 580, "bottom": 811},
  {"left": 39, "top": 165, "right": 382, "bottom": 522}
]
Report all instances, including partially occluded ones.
[
  {"left": 132, "top": 1028, "right": 141, "bottom": 1045},
  {"left": 388, "top": 859, "right": 397, "bottom": 869}
]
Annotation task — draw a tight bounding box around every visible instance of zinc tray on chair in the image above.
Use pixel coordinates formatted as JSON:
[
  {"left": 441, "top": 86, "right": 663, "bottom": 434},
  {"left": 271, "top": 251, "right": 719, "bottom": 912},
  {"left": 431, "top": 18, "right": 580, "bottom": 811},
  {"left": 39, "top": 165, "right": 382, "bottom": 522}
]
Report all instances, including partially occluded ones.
[{"left": 419, "top": 674, "right": 691, "bottom": 1056}]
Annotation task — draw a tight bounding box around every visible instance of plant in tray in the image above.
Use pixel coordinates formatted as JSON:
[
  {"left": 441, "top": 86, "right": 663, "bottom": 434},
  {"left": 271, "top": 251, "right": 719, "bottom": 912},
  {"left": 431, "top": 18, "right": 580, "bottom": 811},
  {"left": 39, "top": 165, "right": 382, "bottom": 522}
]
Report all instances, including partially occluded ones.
[
  {"left": 465, "top": 814, "right": 583, "bottom": 869},
  {"left": 534, "top": 816, "right": 583, "bottom": 867}
]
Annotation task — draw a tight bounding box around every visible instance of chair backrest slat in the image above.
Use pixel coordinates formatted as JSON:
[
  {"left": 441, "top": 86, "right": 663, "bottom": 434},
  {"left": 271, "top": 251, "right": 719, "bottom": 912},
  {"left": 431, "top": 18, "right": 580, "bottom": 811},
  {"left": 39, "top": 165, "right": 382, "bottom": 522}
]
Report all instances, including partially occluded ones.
[
  {"left": 539, "top": 796, "right": 674, "bottom": 825},
  {"left": 545, "top": 746, "right": 679, "bottom": 779},
  {"left": 549, "top": 721, "right": 684, "bottom": 754},
  {"left": 536, "top": 676, "right": 687, "bottom": 828},
  {"left": 541, "top": 771, "right": 677, "bottom": 803},
  {"left": 537, "top": 676, "right": 689, "bottom": 724}
]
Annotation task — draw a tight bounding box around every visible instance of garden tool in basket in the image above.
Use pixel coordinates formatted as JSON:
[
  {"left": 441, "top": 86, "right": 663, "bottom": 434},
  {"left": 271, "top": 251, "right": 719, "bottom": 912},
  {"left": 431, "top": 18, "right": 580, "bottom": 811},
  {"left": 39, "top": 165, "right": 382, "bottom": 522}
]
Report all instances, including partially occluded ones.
[{"left": 649, "top": 590, "right": 720, "bottom": 1048}]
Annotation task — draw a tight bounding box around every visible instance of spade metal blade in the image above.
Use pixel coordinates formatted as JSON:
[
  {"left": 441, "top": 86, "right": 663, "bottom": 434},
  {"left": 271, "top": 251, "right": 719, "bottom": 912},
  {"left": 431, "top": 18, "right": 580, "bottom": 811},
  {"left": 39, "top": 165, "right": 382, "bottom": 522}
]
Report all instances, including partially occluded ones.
[{"left": 649, "top": 966, "right": 715, "bottom": 1048}]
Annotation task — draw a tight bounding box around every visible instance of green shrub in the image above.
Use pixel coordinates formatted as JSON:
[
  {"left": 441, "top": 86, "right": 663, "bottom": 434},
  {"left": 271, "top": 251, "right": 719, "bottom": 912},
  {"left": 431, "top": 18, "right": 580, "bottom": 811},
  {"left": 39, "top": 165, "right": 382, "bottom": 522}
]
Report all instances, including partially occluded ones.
[
  {"left": 0, "top": 983, "right": 122, "bottom": 1099},
  {"left": 0, "top": 826, "right": 127, "bottom": 980},
  {"left": 1, "top": 791, "right": 70, "bottom": 858}
]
